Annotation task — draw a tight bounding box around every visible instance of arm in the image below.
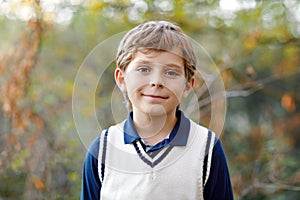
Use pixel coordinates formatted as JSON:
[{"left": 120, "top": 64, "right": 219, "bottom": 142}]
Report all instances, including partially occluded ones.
[
  {"left": 80, "top": 136, "right": 101, "bottom": 200},
  {"left": 203, "top": 139, "right": 234, "bottom": 200}
]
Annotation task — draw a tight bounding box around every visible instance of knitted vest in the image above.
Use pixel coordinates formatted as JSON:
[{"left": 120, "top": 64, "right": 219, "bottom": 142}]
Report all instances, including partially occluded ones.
[{"left": 98, "top": 119, "right": 215, "bottom": 200}]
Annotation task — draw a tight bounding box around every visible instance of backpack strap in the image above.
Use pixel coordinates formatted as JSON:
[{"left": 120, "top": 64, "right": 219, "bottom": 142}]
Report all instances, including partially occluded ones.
[{"left": 202, "top": 130, "right": 216, "bottom": 187}]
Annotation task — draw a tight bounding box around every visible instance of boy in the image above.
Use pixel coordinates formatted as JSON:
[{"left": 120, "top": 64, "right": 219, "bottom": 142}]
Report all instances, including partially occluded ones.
[{"left": 81, "top": 21, "right": 233, "bottom": 199}]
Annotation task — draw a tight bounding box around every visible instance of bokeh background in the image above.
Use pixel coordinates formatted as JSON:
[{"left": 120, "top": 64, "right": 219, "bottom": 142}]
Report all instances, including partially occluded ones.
[{"left": 0, "top": 0, "right": 299, "bottom": 199}]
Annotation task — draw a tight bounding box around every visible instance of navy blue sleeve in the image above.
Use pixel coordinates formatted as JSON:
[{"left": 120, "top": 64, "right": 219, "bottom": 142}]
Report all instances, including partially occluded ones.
[
  {"left": 203, "top": 139, "right": 234, "bottom": 200},
  {"left": 80, "top": 136, "right": 101, "bottom": 200}
]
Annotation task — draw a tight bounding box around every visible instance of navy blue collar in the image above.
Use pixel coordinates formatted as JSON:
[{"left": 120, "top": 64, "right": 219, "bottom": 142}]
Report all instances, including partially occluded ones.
[{"left": 123, "top": 110, "right": 190, "bottom": 146}]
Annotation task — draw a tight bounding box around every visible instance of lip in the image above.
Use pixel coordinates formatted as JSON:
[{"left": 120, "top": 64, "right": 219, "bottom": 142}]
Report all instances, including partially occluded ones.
[{"left": 142, "top": 94, "right": 168, "bottom": 99}]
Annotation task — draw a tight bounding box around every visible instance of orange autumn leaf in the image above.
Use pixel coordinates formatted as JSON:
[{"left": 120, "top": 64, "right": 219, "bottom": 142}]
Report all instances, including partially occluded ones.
[
  {"left": 32, "top": 177, "right": 45, "bottom": 191},
  {"left": 281, "top": 93, "right": 296, "bottom": 112}
]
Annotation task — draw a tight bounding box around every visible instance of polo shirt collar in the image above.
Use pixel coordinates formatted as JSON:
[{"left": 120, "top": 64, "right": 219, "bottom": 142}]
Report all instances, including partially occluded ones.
[
  {"left": 123, "top": 110, "right": 190, "bottom": 146},
  {"left": 123, "top": 112, "right": 139, "bottom": 144}
]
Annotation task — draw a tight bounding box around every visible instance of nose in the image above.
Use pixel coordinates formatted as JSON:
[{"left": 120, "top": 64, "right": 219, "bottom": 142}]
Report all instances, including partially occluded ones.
[{"left": 150, "top": 72, "right": 164, "bottom": 88}]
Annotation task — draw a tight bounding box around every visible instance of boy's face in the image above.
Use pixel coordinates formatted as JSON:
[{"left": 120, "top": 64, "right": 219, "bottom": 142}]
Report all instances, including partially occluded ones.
[{"left": 115, "top": 50, "right": 194, "bottom": 116}]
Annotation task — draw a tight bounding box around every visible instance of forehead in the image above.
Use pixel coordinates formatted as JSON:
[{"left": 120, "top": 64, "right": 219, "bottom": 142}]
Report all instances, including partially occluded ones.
[{"left": 131, "top": 49, "right": 184, "bottom": 67}]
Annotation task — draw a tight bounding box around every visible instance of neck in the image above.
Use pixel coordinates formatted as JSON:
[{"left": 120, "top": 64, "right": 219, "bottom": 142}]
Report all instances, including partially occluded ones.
[{"left": 132, "top": 109, "right": 178, "bottom": 146}]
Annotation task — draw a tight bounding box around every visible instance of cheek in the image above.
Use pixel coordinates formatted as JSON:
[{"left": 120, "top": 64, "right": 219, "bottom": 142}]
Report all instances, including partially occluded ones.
[
  {"left": 165, "top": 80, "right": 186, "bottom": 94},
  {"left": 125, "top": 74, "right": 149, "bottom": 94},
  {"left": 163, "top": 85, "right": 184, "bottom": 102}
]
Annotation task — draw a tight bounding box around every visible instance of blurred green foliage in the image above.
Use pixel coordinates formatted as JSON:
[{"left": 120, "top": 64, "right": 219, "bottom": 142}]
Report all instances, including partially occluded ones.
[{"left": 0, "top": 0, "right": 299, "bottom": 199}]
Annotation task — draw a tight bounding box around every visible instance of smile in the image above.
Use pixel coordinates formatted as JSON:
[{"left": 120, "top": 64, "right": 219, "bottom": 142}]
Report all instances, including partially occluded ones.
[{"left": 142, "top": 94, "right": 168, "bottom": 99}]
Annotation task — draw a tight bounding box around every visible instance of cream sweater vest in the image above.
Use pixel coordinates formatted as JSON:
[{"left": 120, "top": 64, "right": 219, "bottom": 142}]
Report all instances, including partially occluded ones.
[{"left": 98, "top": 119, "right": 215, "bottom": 200}]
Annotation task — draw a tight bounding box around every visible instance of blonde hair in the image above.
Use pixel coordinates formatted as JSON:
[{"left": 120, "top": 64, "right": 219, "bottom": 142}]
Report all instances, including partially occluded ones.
[{"left": 116, "top": 21, "right": 196, "bottom": 110}]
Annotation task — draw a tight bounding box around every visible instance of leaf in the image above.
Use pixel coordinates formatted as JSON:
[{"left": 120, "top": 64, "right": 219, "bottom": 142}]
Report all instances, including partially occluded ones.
[
  {"left": 32, "top": 176, "right": 45, "bottom": 191},
  {"left": 281, "top": 93, "right": 296, "bottom": 112}
]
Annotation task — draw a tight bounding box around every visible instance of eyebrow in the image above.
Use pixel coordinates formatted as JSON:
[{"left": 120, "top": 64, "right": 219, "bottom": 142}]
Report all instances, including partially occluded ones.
[
  {"left": 135, "top": 60, "right": 183, "bottom": 69},
  {"left": 165, "top": 63, "right": 183, "bottom": 69},
  {"left": 135, "top": 60, "right": 151, "bottom": 65}
]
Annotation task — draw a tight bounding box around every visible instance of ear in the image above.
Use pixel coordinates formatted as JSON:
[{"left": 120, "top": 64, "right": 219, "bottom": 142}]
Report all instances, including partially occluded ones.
[
  {"left": 115, "top": 68, "right": 127, "bottom": 92},
  {"left": 182, "top": 77, "right": 195, "bottom": 98}
]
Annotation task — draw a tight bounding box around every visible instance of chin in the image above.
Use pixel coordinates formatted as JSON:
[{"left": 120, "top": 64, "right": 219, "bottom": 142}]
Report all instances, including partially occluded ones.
[{"left": 144, "top": 105, "right": 173, "bottom": 117}]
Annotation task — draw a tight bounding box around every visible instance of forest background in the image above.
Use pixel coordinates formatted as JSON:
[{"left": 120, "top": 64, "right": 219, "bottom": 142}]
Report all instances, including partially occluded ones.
[{"left": 0, "top": 0, "right": 299, "bottom": 199}]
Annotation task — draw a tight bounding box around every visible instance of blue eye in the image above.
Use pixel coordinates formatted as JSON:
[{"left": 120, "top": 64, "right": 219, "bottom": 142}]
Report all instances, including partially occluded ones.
[
  {"left": 166, "top": 70, "right": 179, "bottom": 76},
  {"left": 137, "top": 67, "right": 150, "bottom": 73}
]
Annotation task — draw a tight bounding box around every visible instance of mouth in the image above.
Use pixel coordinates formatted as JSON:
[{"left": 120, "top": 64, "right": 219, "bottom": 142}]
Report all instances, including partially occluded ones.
[{"left": 142, "top": 94, "right": 168, "bottom": 99}]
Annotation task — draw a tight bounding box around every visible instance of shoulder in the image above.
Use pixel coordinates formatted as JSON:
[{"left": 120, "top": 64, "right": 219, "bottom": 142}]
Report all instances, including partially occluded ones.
[
  {"left": 212, "top": 138, "right": 227, "bottom": 163},
  {"left": 189, "top": 121, "right": 217, "bottom": 149},
  {"left": 204, "top": 138, "right": 234, "bottom": 199},
  {"left": 83, "top": 136, "right": 100, "bottom": 172},
  {"left": 189, "top": 120, "right": 208, "bottom": 133},
  {"left": 206, "top": 138, "right": 228, "bottom": 171},
  {"left": 81, "top": 135, "right": 102, "bottom": 199},
  {"left": 188, "top": 118, "right": 216, "bottom": 138},
  {"left": 87, "top": 135, "right": 101, "bottom": 160},
  {"left": 189, "top": 120, "right": 217, "bottom": 141},
  {"left": 86, "top": 123, "right": 122, "bottom": 158}
]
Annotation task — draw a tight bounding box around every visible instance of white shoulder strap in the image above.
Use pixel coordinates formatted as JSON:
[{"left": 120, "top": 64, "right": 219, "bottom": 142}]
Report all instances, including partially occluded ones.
[
  {"left": 98, "top": 129, "right": 109, "bottom": 183},
  {"left": 203, "top": 130, "right": 216, "bottom": 186}
]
